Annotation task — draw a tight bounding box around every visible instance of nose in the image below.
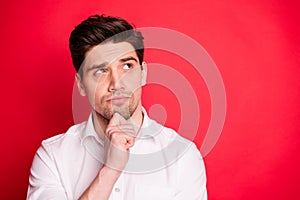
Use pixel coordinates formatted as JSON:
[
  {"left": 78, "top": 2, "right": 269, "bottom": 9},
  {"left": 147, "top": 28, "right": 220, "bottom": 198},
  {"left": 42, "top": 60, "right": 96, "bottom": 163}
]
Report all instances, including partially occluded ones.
[{"left": 108, "top": 68, "right": 124, "bottom": 92}]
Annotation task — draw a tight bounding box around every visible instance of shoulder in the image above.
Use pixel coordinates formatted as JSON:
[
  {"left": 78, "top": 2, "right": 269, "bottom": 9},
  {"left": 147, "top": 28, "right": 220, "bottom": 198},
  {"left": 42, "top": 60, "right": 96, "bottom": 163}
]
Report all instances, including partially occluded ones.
[
  {"left": 39, "top": 121, "right": 87, "bottom": 154},
  {"left": 154, "top": 121, "right": 196, "bottom": 149},
  {"left": 151, "top": 119, "right": 203, "bottom": 161}
]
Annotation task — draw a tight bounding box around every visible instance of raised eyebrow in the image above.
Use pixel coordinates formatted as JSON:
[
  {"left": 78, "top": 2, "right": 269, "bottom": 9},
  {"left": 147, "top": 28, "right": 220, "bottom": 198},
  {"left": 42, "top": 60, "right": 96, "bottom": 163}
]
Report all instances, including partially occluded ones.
[{"left": 119, "top": 56, "right": 138, "bottom": 63}]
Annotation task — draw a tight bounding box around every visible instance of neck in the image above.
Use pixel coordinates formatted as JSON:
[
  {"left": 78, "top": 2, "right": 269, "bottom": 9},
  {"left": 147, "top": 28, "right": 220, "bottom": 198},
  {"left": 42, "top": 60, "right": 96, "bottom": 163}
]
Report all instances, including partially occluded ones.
[{"left": 92, "top": 104, "right": 144, "bottom": 141}]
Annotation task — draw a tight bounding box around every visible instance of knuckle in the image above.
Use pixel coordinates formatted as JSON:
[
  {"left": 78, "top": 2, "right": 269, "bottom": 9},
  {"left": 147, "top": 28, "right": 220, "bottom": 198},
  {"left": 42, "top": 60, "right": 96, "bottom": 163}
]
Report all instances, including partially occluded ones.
[{"left": 110, "top": 132, "right": 120, "bottom": 140}]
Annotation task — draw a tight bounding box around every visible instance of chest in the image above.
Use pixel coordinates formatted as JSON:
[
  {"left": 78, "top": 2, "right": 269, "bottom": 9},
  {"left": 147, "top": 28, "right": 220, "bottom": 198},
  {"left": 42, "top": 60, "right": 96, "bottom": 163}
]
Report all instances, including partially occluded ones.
[{"left": 62, "top": 155, "right": 179, "bottom": 200}]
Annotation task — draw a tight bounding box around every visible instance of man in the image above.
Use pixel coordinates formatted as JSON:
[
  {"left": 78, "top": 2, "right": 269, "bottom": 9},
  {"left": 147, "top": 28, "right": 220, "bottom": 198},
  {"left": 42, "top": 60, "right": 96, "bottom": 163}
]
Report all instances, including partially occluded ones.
[{"left": 27, "top": 14, "right": 207, "bottom": 200}]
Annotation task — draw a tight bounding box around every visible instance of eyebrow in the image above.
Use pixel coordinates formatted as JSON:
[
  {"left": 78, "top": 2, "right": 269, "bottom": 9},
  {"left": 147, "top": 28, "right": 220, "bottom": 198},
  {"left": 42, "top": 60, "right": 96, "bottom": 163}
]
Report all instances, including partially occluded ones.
[
  {"left": 86, "top": 56, "right": 138, "bottom": 73},
  {"left": 119, "top": 56, "right": 138, "bottom": 64}
]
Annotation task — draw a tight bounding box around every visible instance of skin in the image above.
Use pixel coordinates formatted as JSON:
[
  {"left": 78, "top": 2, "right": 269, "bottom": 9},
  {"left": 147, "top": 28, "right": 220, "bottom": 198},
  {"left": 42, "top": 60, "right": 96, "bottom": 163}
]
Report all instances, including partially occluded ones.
[{"left": 76, "top": 42, "right": 147, "bottom": 200}]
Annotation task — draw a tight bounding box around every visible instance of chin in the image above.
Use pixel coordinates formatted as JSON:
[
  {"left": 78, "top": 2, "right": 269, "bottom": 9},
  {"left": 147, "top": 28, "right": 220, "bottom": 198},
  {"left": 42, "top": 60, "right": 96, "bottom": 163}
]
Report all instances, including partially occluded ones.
[{"left": 98, "top": 107, "right": 131, "bottom": 120}]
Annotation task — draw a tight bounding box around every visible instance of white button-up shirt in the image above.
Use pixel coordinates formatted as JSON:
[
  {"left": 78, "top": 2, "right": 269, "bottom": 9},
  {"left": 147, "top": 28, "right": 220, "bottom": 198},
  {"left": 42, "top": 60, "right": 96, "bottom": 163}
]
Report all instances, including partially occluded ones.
[{"left": 27, "top": 109, "right": 207, "bottom": 200}]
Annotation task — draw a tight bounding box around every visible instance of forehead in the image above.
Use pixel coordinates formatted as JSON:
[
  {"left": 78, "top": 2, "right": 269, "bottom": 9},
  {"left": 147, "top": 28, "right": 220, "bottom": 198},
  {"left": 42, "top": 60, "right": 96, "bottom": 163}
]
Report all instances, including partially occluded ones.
[{"left": 82, "top": 42, "right": 137, "bottom": 68}]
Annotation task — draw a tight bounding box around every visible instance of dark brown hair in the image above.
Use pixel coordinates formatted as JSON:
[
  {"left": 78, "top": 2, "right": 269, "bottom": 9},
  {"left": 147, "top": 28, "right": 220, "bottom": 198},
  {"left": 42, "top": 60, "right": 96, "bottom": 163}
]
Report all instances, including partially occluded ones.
[{"left": 69, "top": 14, "right": 144, "bottom": 75}]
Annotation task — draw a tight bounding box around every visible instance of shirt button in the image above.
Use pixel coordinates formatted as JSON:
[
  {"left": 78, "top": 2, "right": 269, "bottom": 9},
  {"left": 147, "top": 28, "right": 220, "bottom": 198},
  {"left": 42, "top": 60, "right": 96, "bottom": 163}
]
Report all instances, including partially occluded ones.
[{"left": 114, "top": 188, "right": 120, "bottom": 192}]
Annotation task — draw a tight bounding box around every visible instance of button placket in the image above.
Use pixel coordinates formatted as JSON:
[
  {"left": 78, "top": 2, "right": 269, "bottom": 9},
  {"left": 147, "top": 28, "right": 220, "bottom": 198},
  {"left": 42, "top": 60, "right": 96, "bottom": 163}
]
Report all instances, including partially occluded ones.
[{"left": 112, "top": 173, "right": 123, "bottom": 199}]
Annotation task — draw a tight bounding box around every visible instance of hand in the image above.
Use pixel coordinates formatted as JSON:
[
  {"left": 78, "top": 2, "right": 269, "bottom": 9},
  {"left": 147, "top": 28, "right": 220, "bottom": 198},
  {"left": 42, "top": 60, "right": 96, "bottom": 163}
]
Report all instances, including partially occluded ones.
[{"left": 104, "top": 113, "right": 136, "bottom": 171}]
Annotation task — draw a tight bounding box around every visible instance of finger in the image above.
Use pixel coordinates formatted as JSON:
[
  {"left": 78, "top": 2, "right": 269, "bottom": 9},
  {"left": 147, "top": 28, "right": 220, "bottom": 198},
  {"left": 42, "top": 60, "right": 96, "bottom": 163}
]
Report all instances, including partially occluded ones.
[
  {"left": 107, "top": 129, "right": 136, "bottom": 140},
  {"left": 106, "top": 124, "right": 136, "bottom": 137},
  {"left": 108, "top": 131, "right": 135, "bottom": 147},
  {"left": 107, "top": 129, "right": 135, "bottom": 141},
  {"left": 125, "top": 137, "right": 135, "bottom": 148},
  {"left": 108, "top": 113, "right": 127, "bottom": 127},
  {"left": 122, "top": 134, "right": 135, "bottom": 147}
]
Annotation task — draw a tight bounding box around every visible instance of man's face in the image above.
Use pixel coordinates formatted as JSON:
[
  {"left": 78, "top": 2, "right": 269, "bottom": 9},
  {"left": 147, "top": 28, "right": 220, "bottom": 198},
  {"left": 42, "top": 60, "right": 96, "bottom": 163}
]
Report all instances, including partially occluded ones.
[{"left": 76, "top": 42, "right": 147, "bottom": 120}]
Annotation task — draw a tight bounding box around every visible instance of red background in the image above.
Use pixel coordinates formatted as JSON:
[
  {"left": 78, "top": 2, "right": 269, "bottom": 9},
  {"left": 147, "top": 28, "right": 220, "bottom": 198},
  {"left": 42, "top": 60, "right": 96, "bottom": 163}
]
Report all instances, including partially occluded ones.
[{"left": 1, "top": 0, "right": 299, "bottom": 199}]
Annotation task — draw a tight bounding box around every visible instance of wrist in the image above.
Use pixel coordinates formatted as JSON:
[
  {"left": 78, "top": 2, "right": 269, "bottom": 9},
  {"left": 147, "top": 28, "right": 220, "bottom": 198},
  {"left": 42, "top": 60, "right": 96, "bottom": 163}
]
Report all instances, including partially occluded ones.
[{"left": 99, "top": 165, "right": 122, "bottom": 182}]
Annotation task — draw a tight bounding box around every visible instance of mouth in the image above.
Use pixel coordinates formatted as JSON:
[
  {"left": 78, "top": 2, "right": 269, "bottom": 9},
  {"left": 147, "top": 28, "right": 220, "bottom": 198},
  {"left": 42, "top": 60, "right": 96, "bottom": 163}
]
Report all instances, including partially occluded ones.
[{"left": 105, "top": 96, "right": 130, "bottom": 104}]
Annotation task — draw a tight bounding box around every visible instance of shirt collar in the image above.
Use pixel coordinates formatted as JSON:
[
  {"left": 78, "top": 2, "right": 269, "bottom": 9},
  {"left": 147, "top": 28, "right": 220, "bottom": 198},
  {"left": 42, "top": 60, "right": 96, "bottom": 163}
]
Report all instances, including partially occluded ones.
[
  {"left": 80, "top": 107, "right": 163, "bottom": 143},
  {"left": 80, "top": 107, "right": 165, "bottom": 163},
  {"left": 138, "top": 107, "right": 163, "bottom": 139},
  {"left": 80, "top": 113, "right": 102, "bottom": 145}
]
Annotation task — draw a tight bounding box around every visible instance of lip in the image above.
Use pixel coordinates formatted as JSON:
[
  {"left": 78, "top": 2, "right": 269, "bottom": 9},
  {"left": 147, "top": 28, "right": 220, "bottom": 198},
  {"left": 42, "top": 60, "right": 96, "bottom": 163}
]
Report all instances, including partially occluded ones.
[{"left": 106, "top": 96, "right": 130, "bottom": 104}]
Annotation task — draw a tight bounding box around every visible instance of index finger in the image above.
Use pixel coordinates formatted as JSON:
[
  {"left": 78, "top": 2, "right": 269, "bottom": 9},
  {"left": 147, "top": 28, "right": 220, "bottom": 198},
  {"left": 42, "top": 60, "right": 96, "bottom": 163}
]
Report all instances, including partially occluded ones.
[{"left": 108, "top": 113, "right": 127, "bottom": 127}]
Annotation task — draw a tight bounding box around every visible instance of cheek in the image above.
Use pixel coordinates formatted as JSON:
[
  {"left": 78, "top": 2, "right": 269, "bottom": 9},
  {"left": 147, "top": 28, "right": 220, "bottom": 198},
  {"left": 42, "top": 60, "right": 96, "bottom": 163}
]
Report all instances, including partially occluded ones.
[
  {"left": 124, "top": 71, "right": 143, "bottom": 91},
  {"left": 88, "top": 79, "right": 108, "bottom": 103},
  {"left": 94, "top": 86, "right": 107, "bottom": 101}
]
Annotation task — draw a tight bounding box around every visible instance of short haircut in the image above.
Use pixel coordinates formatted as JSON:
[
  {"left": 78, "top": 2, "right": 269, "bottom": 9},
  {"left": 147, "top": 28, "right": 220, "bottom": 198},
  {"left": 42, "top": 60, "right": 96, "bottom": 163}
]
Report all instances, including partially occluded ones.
[{"left": 69, "top": 14, "right": 144, "bottom": 75}]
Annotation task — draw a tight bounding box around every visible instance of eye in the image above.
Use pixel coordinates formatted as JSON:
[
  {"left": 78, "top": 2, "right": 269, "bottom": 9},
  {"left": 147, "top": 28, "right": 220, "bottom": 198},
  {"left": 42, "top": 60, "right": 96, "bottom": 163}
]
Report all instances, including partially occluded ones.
[
  {"left": 94, "top": 68, "right": 107, "bottom": 75},
  {"left": 123, "top": 63, "right": 133, "bottom": 70}
]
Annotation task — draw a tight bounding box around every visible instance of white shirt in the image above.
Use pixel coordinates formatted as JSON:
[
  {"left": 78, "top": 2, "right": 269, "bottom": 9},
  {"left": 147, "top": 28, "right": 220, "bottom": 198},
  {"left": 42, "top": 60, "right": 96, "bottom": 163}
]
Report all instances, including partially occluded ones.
[{"left": 27, "top": 109, "right": 207, "bottom": 200}]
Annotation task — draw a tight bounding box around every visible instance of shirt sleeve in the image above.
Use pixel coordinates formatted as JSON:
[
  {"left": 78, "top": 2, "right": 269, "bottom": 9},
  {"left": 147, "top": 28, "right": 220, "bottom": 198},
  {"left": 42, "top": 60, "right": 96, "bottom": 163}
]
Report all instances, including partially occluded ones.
[
  {"left": 175, "top": 143, "right": 207, "bottom": 200},
  {"left": 27, "top": 142, "right": 67, "bottom": 200}
]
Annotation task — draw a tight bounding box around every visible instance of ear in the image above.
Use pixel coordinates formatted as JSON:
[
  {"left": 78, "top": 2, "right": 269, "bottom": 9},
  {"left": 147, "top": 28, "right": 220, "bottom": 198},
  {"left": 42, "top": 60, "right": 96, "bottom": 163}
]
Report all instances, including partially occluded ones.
[
  {"left": 75, "top": 73, "right": 87, "bottom": 96},
  {"left": 141, "top": 61, "right": 147, "bottom": 86}
]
